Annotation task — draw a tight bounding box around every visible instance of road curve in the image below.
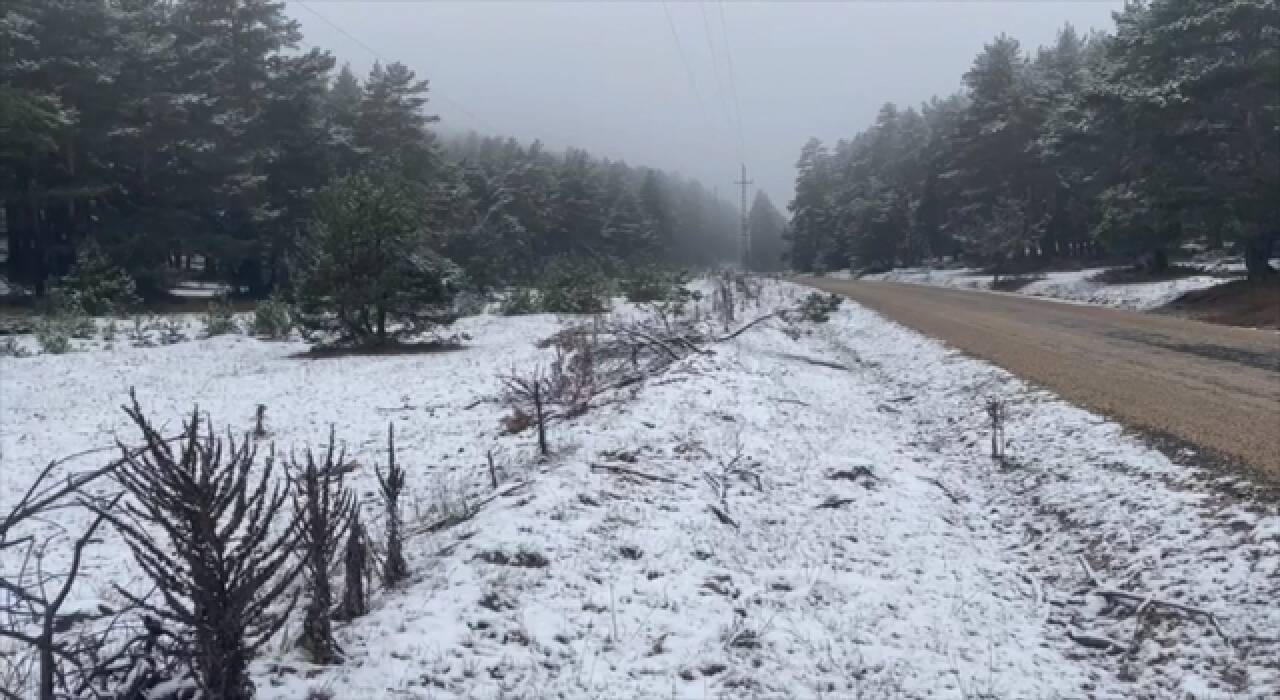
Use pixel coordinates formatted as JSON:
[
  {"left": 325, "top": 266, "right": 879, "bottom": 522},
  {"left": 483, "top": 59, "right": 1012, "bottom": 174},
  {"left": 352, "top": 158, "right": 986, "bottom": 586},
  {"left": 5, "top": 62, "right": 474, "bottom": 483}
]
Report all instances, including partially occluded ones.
[{"left": 804, "top": 277, "right": 1280, "bottom": 477}]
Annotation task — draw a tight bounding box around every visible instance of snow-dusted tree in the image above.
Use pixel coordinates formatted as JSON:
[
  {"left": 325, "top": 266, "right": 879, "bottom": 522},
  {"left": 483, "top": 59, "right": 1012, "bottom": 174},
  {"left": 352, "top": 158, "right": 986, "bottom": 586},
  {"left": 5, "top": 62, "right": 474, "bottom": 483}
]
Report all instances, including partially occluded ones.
[
  {"left": 294, "top": 173, "right": 460, "bottom": 346},
  {"left": 600, "top": 175, "right": 659, "bottom": 266},
  {"left": 326, "top": 62, "right": 365, "bottom": 177},
  {"left": 786, "top": 138, "right": 834, "bottom": 272},
  {"left": 1088, "top": 0, "right": 1279, "bottom": 278},
  {"left": 747, "top": 191, "right": 788, "bottom": 272},
  {"left": 0, "top": 0, "right": 118, "bottom": 293},
  {"left": 437, "top": 165, "right": 528, "bottom": 291},
  {"left": 550, "top": 149, "right": 608, "bottom": 260},
  {"left": 949, "top": 34, "right": 1044, "bottom": 265},
  {"left": 639, "top": 169, "right": 678, "bottom": 256},
  {"left": 252, "top": 44, "right": 337, "bottom": 294},
  {"left": 357, "top": 61, "right": 440, "bottom": 183}
]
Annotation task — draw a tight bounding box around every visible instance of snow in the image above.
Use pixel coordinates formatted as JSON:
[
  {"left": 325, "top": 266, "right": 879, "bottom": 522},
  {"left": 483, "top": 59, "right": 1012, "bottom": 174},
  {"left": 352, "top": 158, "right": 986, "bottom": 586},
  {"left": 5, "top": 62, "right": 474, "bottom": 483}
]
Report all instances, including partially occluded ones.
[
  {"left": 2, "top": 280, "right": 1276, "bottom": 697},
  {"left": 167, "top": 281, "right": 232, "bottom": 298},
  {"left": 862, "top": 266, "right": 1236, "bottom": 311}
]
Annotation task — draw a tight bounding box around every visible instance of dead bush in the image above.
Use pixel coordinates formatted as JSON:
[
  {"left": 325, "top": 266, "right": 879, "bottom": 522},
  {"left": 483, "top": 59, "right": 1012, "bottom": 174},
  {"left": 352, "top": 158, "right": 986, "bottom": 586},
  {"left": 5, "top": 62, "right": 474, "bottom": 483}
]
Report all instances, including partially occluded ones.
[
  {"left": 375, "top": 424, "right": 410, "bottom": 588},
  {"left": 501, "top": 367, "right": 552, "bottom": 456},
  {"left": 288, "top": 430, "right": 356, "bottom": 665},
  {"left": 334, "top": 508, "right": 370, "bottom": 621},
  {"left": 99, "top": 394, "right": 303, "bottom": 700}
]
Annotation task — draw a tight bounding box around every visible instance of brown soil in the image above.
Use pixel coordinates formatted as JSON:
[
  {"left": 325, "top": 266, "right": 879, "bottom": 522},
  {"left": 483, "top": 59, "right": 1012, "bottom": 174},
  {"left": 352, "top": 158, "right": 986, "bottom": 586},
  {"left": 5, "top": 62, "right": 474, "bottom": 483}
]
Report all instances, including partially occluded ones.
[
  {"left": 1158, "top": 278, "right": 1280, "bottom": 329},
  {"left": 804, "top": 278, "right": 1280, "bottom": 478}
]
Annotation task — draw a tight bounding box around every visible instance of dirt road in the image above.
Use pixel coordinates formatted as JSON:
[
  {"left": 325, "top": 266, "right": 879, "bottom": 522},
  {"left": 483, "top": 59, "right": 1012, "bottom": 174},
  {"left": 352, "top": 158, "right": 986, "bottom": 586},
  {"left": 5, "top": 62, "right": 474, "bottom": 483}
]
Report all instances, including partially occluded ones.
[{"left": 805, "top": 278, "right": 1280, "bottom": 476}]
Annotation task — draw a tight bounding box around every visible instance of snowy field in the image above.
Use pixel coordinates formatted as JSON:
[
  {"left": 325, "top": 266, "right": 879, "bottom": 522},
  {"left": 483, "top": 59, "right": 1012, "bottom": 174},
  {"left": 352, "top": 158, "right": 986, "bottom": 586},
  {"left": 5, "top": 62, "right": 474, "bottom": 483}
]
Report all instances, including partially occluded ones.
[
  {"left": 2, "top": 280, "right": 1277, "bottom": 698},
  {"left": 860, "top": 267, "right": 1236, "bottom": 311}
]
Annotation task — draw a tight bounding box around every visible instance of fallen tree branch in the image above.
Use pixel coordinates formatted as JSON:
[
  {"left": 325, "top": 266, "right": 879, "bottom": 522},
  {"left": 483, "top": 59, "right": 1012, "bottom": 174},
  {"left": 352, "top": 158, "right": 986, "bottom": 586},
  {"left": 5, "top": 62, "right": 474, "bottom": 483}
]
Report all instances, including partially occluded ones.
[
  {"left": 589, "top": 463, "right": 684, "bottom": 486},
  {"left": 921, "top": 476, "right": 963, "bottom": 505},
  {"left": 406, "top": 482, "right": 525, "bottom": 538},
  {"left": 708, "top": 504, "right": 738, "bottom": 529},
  {"left": 716, "top": 312, "right": 779, "bottom": 342},
  {"left": 1067, "top": 628, "right": 1125, "bottom": 653},
  {"left": 1078, "top": 554, "right": 1099, "bottom": 587},
  {"left": 827, "top": 466, "right": 876, "bottom": 482},
  {"left": 1096, "top": 589, "right": 1231, "bottom": 644},
  {"left": 1075, "top": 554, "right": 1231, "bottom": 645}
]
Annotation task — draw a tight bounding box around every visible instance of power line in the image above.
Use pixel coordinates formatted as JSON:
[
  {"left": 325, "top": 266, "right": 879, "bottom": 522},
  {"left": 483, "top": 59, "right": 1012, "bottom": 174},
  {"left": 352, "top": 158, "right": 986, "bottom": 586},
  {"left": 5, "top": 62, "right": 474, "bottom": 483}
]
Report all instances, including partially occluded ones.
[
  {"left": 716, "top": 0, "right": 747, "bottom": 160},
  {"left": 697, "top": 1, "right": 735, "bottom": 137},
  {"left": 659, "top": 0, "right": 714, "bottom": 135},
  {"left": 293, "top": 0, "right": 497, "bottom": 132}
]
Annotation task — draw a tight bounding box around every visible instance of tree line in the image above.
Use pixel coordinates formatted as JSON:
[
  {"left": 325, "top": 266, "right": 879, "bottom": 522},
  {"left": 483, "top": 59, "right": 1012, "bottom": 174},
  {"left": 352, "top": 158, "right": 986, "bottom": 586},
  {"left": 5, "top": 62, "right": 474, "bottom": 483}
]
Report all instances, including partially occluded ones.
[
  {"left": 787, "top": 0, "right": 1278, "bottom": 280},
  {"left": 1, "top": 0, "right": 741, "bottom": 302}
]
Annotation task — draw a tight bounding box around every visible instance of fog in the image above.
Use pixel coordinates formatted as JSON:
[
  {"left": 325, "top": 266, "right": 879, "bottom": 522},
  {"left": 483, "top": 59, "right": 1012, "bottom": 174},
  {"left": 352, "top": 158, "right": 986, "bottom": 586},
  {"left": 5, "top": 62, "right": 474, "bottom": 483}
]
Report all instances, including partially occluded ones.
[{"left": 291, "top": 1, "right": 1123, "bottom": 210}]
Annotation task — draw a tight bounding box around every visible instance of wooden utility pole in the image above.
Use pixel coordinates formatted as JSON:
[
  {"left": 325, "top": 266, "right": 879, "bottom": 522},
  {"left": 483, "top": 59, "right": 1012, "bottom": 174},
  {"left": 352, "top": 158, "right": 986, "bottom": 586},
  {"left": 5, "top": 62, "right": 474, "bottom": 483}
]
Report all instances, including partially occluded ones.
[{"left": 734, "top": 163, "right": 753, "bottom": 270}]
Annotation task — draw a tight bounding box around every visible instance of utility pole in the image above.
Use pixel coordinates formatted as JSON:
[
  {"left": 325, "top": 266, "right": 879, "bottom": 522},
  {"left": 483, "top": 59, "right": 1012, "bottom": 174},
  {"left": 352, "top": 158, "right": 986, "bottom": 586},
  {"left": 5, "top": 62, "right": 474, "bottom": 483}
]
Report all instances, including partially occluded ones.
[{"left": 734, "top": 163, "right": 753, "bottom": 271}]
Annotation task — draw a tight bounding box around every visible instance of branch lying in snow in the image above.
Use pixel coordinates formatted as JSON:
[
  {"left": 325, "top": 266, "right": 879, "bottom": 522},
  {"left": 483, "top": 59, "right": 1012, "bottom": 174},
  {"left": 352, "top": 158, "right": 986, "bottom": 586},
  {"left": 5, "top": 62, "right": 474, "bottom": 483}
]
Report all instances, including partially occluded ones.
[
  {"left": 1074, "top": 555, "right": 1232, "bottom": 648},
  {"left": 921, "top": 476, "right": 964, "bottom": 505},
  {"left": 589, "top": 463, "right": 688, "bottom": 486},
  {"left": 1078, "top": 554, "right": 1099, "bottom": 587},
  {"left": 406, "top": 482, "right": 525, "bottom": 538},
  {"left": 1067, "top": 629, "right": 1126, "bottom": 654},
  {"left": 827, "top": 466, "right": 876, "bottom": 482},
  {"left": 716, "top": 311, "right": 780, "bottom": 342},
  {"left": 1096, "top": 589, "right": 1231, "bottom": 645},
  {"left": 708, "top": 504, "right": 738, "bottom": 529}
]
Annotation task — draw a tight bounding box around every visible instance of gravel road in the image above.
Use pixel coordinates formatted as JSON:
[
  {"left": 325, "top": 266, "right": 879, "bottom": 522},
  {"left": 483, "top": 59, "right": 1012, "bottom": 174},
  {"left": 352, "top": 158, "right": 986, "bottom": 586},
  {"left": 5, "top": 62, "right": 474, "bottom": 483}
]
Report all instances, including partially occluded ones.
[{"left": 805, "top": 278, "right": 1280, "bottom": 476}]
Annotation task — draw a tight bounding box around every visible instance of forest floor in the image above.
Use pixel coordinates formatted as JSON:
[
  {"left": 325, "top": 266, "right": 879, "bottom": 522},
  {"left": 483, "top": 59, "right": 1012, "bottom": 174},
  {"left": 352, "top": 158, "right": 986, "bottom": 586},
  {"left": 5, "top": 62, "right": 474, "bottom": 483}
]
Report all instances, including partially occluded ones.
[{"left": 2, "top": 280, "right": 1277, "bottom": 698}]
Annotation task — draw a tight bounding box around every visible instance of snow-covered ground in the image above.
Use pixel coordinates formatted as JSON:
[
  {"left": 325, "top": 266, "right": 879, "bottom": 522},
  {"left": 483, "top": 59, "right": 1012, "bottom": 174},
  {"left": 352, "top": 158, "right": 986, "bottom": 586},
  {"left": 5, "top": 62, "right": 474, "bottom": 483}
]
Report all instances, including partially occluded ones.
[
  {"left": 2, "top": 281, "right": 1276, "bottom": 697},
  {"left": 861, "top": 267, "right": 1240, "bottom": 311}
]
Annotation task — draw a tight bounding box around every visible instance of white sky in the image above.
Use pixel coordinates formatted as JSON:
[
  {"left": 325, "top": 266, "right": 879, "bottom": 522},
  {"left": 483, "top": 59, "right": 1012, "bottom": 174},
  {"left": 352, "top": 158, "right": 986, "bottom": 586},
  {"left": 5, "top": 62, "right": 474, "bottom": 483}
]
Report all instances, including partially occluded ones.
[{"left": 290, "top": 1, "right": 1123, "bottom": 210}]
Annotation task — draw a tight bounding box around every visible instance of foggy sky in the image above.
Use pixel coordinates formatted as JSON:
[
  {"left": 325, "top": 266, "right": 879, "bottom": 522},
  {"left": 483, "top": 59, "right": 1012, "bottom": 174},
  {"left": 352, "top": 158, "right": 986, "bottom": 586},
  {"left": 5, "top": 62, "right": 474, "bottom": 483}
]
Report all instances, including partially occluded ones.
[{"left": 290, "top": 1, "right": 1123, "bottom": 212}]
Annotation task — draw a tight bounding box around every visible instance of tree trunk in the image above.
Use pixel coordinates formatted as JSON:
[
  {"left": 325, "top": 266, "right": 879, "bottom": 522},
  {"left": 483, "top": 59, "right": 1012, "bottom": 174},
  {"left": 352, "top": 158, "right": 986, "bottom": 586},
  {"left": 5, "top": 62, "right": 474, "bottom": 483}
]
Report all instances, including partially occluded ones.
[
  {"left": 38, "top": 627, "right": 54, "bottom": 700},
  {"left": 28, "top": 177, "right": 47, "bottom": 295},
  {"left": 1244, "top": 229, "right": 1276, "bottom": 281},
  {"left": 1139, "top": 249, "right": 1168, "bottom": 274}
]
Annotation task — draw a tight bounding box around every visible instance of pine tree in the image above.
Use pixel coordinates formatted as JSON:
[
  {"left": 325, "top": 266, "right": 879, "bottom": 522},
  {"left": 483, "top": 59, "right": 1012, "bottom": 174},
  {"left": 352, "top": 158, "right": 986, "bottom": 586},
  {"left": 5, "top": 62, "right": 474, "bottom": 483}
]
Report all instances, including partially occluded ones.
[
  {"left": 357, "top": 61, "right": 439, "bottom": 183},
  {"left": 254, "top": 46, "right": 336, "bottom": 293},
  {"left": 787, "top": 138, "right": 833, "bottom": 272},
  {"left": 1092, "top": 0, "right": 1279, "bottom": 278},
  {"left": 550, "top": 149, "right": 607, "bottom": 261},
  {"left": 295, "top": 173, "right": 459, "bottom": 346},
  {"left": 747, "top": 192, "right": 787, "bottom": 272},
  {"left": 952, "top": 34, "right": 1042, "bottom": 266},
  {"left": 326, "top": 62, "right": 364, "bottom": 176},
  {"left": 0, "top": 0, "right": 120, "bottom": 293}
]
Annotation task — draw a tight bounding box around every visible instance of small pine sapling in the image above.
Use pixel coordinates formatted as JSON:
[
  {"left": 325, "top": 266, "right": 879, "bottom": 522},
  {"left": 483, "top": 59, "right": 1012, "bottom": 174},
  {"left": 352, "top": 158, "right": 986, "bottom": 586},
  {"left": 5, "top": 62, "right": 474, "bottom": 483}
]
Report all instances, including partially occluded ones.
[
  {"left": 202, "top": 294, "right": 239, "bottom": 337},
  {"left": 160, "top": 318, "right": 186, "bottom": 345},
  {"left": 252, "top": 295, "right": 293, "bottom": 339}
]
